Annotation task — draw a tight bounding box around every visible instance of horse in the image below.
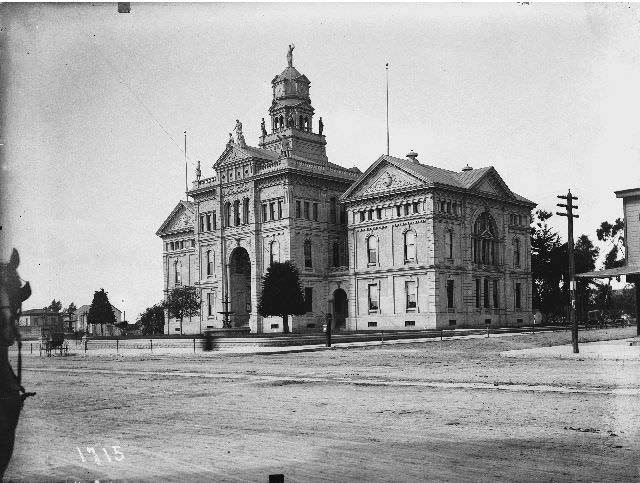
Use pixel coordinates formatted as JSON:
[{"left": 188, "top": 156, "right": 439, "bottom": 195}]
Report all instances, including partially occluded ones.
[{"left": 0, "top": 248, "right": 33, "bottom": 479}]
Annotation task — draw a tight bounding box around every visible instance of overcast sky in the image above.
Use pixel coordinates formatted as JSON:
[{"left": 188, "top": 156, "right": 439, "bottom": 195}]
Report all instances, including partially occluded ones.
[{"left": 1, "top": 3, "right": 639, "bottom": 320}]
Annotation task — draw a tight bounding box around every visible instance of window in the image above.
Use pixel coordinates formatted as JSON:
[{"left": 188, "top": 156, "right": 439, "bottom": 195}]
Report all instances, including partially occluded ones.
[
  {"left": 452, "top": 202, "right": 457, "bottom": 215},
  {"left": 233, "top": 200, "right": 240, "bottom": 226},
  {"left": 199, "top": 215, "right": 205, "bottom": 233},
  {"left": 472, "top": 212, "right": 499, "bottom": 265},
  {"left": 206, "top": 250, "right": 213, "bottom": 276},
  {"left": 412, "top": 202, "right": 419, "bottom": 214},
  {"left": 332, "top": 242, "right": 340, "bottom": 267},
  {"left": 277, "top": 200, "right": 283, "bottom": 219},
  {"left": 170, "top": 242, "right": 174, "bottom": 251},
  {"left": 367, "top": 236, "right": 378, "bottom": 265},
  {"left": 313, "top": 203, "right": 318, "bottom": 221},
  {"left": 376, "top": 208, "right": 382, "bottom": 220},
  {"left": 405, "top": 321, "right": 415, "bottom": 327},
  {"left": 368, "top": 284, "right": 379, "bottom": 311},
  {"left": 485, "top": 319, "right": 492, "bottom": 325},
  {"left": 296, "top": 200, "right": 301, "bottom": 218},
  {"left": 304, "top": 201, "right": 310, "bottom": 219},
  {"left": 206, "top": 213, "right": 212, "bottom": 231},
  {"left": 212, "top": 212, "right": 217, "bottom": 230},
  {"left": 493, "top": 280, "right": 499, "bottom": 308},
  {"left": 406, "top": 281, "right": 417, "bottom": 310},
  {"left": 513, "top": 238, "right": 521, "bottom": 268},
  {"left": 515, "top": 283, "right": 522, "bottom": 309},
  {"left": 447, "top": 280, "right": 455, "bottom": 308},
  {"left": 446, "top": 201, "right": 451, "bottom": 214},
  {"left": 484, "top": 278, "right": 490, "bottom": 308},
  {"left": 445, "top": 229, "right": 453, "bottom": 260},
  {"left": 340, "top": 206, "right": 346, "bottom": 224},
  {"left": 304, "top": 287, "right": 313, "bottom": 313},
  {"left": 475, "top": 279, "right": 481, "bottom": 308},
  {"left": 367, "top": 210, "right": 373, "bottom": 221},
  {"left": 243, "top": 199, "right": 249, "bottom": 224},
  {"left": 207, "top": 292, "right": 214, "bottom": 317},
  {"left": 304, "top": 240, "right": 312, "bottom": 268},
  {"left": 269, "top": 241, "right": 279, "bottom": 265},
  {"left": 269, "top": 202, "right": 275, "bottom": 221},
  {"left": 360, "top": 211, "right": 365, "bottom": 222},
  {"left": 330, "top": 197, "right": 337, "bottom": 223},
  {"left": 174, "top": 261, "right": 182, "bottom": 285},
  {"left": 396, "top": 206, "right": 401, "bottom": 217},
  {"left": 368, "top": 321, "right": 378, "bottom": 327},
  {"left": 404, "top": 204, "right": 410, "bottom": 216},
  {"left": 404, "top": 230, "right": 416, "bottom": 262},
  {"left": 224, "top": 202, "right": 231, "bottom": 228},
  {"left": 449, "top": 320, "right": 456, "bottom": 326},
  {"left": 262, "top": 204, "right": 267, "bottom": 222}
]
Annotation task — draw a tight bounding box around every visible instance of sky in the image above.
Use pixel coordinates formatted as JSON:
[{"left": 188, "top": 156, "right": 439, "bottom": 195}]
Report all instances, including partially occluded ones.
[{"left": 1, "top": 3, "right": 639, "bottom": 320}]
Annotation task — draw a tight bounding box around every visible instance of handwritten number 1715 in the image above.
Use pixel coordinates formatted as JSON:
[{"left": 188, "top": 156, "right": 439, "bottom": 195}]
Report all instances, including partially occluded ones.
[{"left": 76, "top": 446, "right": 124, "bottom": 465}]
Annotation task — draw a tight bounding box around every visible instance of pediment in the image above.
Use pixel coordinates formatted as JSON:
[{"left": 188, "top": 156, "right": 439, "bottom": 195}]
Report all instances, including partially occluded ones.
[
  {"left": 470, "top": 171, "right": 514, "bottom": 199},
  {"left": 214, "top": 144, "right": 252, "bottom": 169},
  {"left": 156, "top": 202, "right": 195, "bottom": 236},
  {"left": 351, "top": 165, "right": 424, "bottom": 198}
]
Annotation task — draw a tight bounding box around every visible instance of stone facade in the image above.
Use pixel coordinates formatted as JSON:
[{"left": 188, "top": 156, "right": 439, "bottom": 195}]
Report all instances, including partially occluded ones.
[{"left": 157, "top": 50, "right": 536, "bottom": 334}]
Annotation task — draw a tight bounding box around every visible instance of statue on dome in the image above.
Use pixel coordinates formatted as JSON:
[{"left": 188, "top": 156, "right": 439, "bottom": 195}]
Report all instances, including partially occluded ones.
[
  {"left": 286, "top": 112, "right": 294, "bottom": 129},
  {"left": 196, "top": 160, "right": 201, "bottom": 181},
  {"left": 277, "top": 134, "right": 290, "bottom": 157},
  {"left": 228, "top": 132, "right": 234, "bottom": 144},
  {"left": 234, "top": 119, "right": 246, "bottom": 146},
  {"left": 260, "top": 118, "right": 267, "bottom": 137},
  {"left": 318, "top": 117, "right": 324, "bottom": 135},
  {"left": 287, "top": 43, "right": 295, "bottom": 67}
]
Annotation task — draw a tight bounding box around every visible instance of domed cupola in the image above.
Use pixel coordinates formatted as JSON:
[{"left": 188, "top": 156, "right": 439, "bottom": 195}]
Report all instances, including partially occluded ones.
[{"left": 259, "top": 45, "right": 328, "bottom": 165}]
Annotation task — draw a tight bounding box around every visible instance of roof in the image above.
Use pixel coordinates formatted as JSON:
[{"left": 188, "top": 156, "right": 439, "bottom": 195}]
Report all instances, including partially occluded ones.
[
  {"left": 213, "top": 142, "right": 279, "bottom": 169},
  {"left": 341, "top": 154, "right": 536, "bottom": 206},
  {"left": 21, "top": 309, "right": 63, "bottom": 316},
  {"left": 576, "top": 265, "right": 640, "bottom": 279},
  {"left": 155, "top": 200, "right": 195, "bottom": 236},
  {"left": 615, "top": 187, "right": 640, "bottom": 199},
  {"left": 272, "top": 66, "right": 309, "bottom": 83}
]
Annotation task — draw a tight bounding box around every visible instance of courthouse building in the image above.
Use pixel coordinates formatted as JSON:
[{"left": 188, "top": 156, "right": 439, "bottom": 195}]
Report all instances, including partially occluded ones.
[{"left": 157, "top": 49, "right": 536, "bottom": 334}]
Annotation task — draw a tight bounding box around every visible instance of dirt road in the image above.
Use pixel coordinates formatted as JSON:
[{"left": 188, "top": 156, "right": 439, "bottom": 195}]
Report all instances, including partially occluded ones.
[{"left": 6, "top": 328, "right": 640, "bottom": 482}]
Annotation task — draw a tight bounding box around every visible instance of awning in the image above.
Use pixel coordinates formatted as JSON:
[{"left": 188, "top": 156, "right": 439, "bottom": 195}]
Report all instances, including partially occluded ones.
[{"left": 576, "top": 265, "right": 640, "bottom": 279}]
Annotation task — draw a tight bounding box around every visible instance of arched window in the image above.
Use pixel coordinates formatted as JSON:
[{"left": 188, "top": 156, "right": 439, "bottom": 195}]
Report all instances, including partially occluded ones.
[
  {"left": 304, "top": 240, "right": 312, "bottom": 268},
  {"left": 174, "top": 261, "right": 182, "bottom": 285},
  {"left": 233, "top": 200, "right": 240, "bottom": 226},
  {"left": 242, "top": 198, "right": 249, "bottom": 224},
  {"left": 299, "top": 115, "right": 304, "bottom": 129},
  {"left": 279, "top": 115, "right": 284, "bottom": 129},
  {"left": 332, "top": 242, "right": 340, "bottom": 267},
  {"left": 224, "top": 202, "right": 231, "bottom": 228},
  {"left": 305, "top": 117, "right": 310, "bottom": 131},
  {"left": 367, "top": 236, "right": 378, "bottom": 265},
  {"left": 206, "top": 250, "right": 213, "bottom": 276},
  {"left": 404, "top": 230, "right": 416, "bottom": 263},
  {"left": 445, "top": 229, "right": 454, "bottom": 260},
  {"left": 513, "top": 238, "right": 521, "bottom": 268},
  {"left": 472, "top": 212, "right": 499, "bottom": 265},
  {"left": 269, "top": 240, "right": 279, "bottom": 265}
]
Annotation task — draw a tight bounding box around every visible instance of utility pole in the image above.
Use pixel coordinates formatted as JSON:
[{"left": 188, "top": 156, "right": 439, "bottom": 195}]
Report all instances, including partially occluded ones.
[{"left": 557, "top": 189, "right": 579, "bottom": 353}]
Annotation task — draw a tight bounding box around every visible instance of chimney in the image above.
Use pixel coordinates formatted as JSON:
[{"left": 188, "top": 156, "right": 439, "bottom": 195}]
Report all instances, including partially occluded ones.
[
  {"left": 406, "top": 150, "right": 419, "bottom": 163},
  {"left": 462, "top": 164, "right": 473, "bottom": 172}
]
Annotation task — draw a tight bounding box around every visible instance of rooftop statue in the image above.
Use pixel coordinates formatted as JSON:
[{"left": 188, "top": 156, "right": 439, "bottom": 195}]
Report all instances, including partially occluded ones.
[
  {"left": 234, "top": 119, "right": 246, "bottom": 147},
  {"left": 287, "top": 43, "right": 295, "bottom": 67}
]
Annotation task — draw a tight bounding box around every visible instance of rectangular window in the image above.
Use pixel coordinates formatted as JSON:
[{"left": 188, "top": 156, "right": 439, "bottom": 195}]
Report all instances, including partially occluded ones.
[
  {"left": 368, "top": 284, "right": 379, "bottom": 311},
  {"left": 367, "top": 210, "right": 372, "bottom": 220},
  {"left": 484, "top": 278, "right": 490, "bottom": 308},
  {"left": 396, "top": 206, "right": 401, "bottom": 217},
  {"left": 406, "top": 281, "right": 417, "bottom": 310},
  {"left": 449, "top": 320, "right": 457, "bottom": 326},
  {"left": 199, "top": 215, "right": 205, "bottom": 233},
  {"left": 360, "top": 211, "right": 365, "bottom": 222},
  {"left": 269, "top": 202, "right": 275, "bottom": 221},
  {"left": 304, "top": 241, "right": 312, "bottom": 268},
  {"left": 296, "top": 200, "right": 301, "bottom": 218},
  {"left": 206, "top": 213, "right": 212, "bottom": 231},
  {"left": 304, "top": 287, "right": 313, "bottom": 313},
  {"left": 270, "top": 324, "right": 279, "bottom": 329},
  {"left": 313, "top": 203, "right": 318, "bottom": 221},
  {"left": 304, "top": 201, "right": 310, "bottom": 220},
  {"left": 212, "top": 212, "right": 217, "bottom": 230},
  {"left": 376, "top": 208, "right": 382, "bottom": 220},
  {"left": 515, "top": 283, "right": 522, "bottom": 309},
  {"left": 405, "top": 321, "right": 415, "bottom": 327},
  {"left": 277, "top": 200, "right": 283, "bottom": 219},
  {"left": 368, "top": 321, "right": 378, "bottom": 327},
  {"left": 206, "top": 250, "right": 213, "bottom": 276},
  {"left": 452, "top": 202, "right": 457, "bottom": 215},
  {"left": 493, "top": 280, "right": 499, "bottom": 308},
  {"left": 485, "top": 319, "right": 491, "bottom": 324},
  {"left": 340, "top": 206, "right": 346, "bottom": 224},
  {"left": 447, "top": 280, "right": 455, "bottom": 308},
  {"left": 412, "top": 202, "right": 419, "bottom": 213},
  {"left": 404, "top": 204, "right": 410, "bottom": 216},
  {"left": 207, "top": 292, "right": 214, "bottom": 316},
  {"left": 262, "top": 204, "right": 268, "bottom": 222}
]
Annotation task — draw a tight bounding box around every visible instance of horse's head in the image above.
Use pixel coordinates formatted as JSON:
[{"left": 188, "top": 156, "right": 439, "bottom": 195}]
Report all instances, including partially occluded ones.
[{"left": 0, "top": 249, "right": 31, "bottom": 346}]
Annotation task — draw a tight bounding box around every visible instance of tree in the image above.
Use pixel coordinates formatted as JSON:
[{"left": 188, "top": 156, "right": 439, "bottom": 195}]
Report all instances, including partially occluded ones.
[
  {"left": 556, "top": 234, "right": 599, "bottom": 320},
  {"left": 65, "top": 302, "right": 77, "bottom": 315},
  {"left": 530, "top": 210, "right": 563, "bottom": 316},
  {"left": 162, "top": 286, "right": 200, "bottom": 334},
  {"left": 48, "top": 299, "right": 62, "bottom": 312},
  {"left": 597, "top": 218, "right": 625, "bottom": 271},
  {"left": 87, "top": 288, "right": 116, "bottom": 336},
  {"left": 138, "top": 304, "right": 165, "bottom": 335},
  {"left": 257, "top": 261, "right": 306, "bottom": 334}
]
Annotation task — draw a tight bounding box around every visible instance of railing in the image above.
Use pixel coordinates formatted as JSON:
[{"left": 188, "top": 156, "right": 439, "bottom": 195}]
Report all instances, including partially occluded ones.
[{"left": 192, "top": 176, "right": 216, "bottom": 189}]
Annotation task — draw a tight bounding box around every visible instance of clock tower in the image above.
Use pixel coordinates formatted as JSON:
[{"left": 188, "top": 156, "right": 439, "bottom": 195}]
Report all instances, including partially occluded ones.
[{"left": 259, "top": 47, "right": 328, "bottom": 164}]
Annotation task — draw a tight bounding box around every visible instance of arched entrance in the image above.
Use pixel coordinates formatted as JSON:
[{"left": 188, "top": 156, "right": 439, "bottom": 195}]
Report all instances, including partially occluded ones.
[
  {"left": 229, "top": 247, "right": 251, "bottom": 327},
  {"left": 333, "top": 288, "right": 348, "bottom": 329}
]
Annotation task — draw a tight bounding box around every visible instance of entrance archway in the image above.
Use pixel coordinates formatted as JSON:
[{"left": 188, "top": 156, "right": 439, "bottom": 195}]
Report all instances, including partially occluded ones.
[
  {"left": 333, "top": 288, "right": 348, "bottom": 329},
  {"left": 229, "top": 247, "right": 251, "bottom": 327}
]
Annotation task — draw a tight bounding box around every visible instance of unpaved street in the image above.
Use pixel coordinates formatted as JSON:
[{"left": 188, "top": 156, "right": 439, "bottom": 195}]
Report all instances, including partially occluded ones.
[{"left": 6, "top": 328, "right": 640, "bottom": 482}]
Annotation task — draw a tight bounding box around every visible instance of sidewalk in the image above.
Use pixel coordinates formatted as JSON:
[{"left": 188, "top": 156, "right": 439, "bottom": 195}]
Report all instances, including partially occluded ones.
[{"left": 501, "top": 337, "right": 640, "bottom": 361}]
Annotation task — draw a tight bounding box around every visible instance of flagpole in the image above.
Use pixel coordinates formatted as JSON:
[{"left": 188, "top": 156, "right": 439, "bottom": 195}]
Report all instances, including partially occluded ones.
[
  {"left": 386, "top": 63, "right": 389, "bottom": 156},
  {"left": 184, "top": 130, "right": 188, "bottom": 201}
]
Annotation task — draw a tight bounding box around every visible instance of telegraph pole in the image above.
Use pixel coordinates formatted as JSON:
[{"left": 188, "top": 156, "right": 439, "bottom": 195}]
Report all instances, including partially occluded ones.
[{"left": 557, "top": 189, "right": 579, "bottom": 353}]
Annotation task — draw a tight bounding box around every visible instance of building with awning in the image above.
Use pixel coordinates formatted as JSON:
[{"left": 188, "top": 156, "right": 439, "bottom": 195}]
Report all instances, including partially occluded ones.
[{"left": 576, "top": 187, "right": 640, "bottom": 335}]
